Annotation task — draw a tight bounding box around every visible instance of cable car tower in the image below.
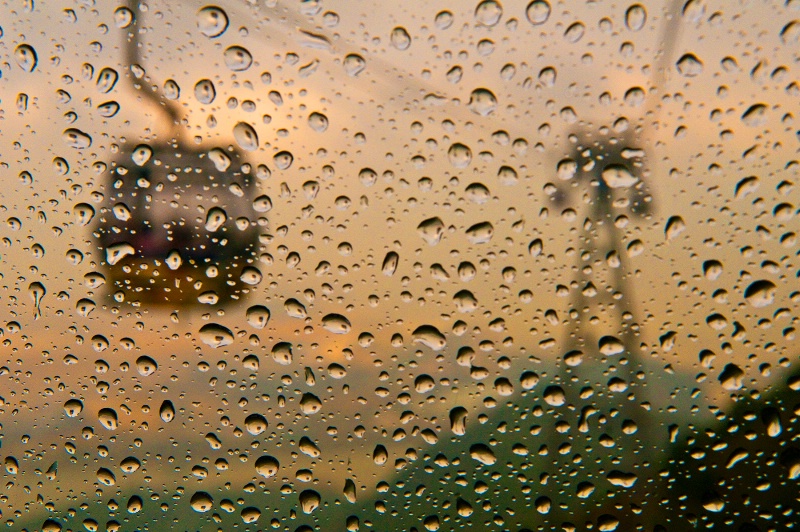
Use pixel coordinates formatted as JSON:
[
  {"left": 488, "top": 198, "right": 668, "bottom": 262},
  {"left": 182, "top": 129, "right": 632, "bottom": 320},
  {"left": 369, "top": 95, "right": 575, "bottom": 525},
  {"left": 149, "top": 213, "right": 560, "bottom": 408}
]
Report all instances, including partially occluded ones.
[{"left": 553, "top": 0, "right": 684, "bottom": 408}]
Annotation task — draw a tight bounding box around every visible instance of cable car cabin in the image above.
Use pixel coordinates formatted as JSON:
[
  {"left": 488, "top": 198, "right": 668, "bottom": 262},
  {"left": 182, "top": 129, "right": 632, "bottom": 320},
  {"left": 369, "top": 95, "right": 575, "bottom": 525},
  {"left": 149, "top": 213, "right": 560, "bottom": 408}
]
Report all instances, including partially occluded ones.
[
  {"left": 93, "top": 142, "right": 262, "bottom": 307},
  {"left": 551, "top": 129, "right": 653, "bottom": 219}
]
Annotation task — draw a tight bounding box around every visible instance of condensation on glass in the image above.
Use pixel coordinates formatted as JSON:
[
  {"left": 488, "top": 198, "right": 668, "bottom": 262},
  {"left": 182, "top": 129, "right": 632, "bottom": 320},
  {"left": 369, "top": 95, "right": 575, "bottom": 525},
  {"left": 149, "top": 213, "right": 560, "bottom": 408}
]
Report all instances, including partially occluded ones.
[{"left": 0, "top": 1, "right": 798, "bottom": 531}]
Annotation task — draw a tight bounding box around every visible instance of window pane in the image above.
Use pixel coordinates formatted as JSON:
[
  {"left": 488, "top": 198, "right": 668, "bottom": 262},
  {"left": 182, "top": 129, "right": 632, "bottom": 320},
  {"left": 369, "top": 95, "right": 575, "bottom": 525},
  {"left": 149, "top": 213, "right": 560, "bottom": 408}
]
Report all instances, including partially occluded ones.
[{"left": 1, "top": 1, "right": 798, "bottom": 531}]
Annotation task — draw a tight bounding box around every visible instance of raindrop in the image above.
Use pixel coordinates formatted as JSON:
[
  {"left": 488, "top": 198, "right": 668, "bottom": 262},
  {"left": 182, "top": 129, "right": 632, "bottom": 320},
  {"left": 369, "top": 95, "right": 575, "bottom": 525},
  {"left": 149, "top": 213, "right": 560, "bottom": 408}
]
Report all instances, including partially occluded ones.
[
  {"left": 412, "top": 325, "right": 447, "bottom": 350},
  {"left": 417, "top": 217, "right": 445, "bottom": 245},
  {"left": 272, "top": 342, "right": 293, "bottom": 365},
  {"left": 474, "top": 0, "right": 503, "bottom": 27},
  {"left": 543, "top": 385, "right": 566, "bottom": 406},
  {"left": 64, "top": 399, "right": 83, "bottom": 417},
  {"left": 300, "top": 393, "right": 322, "bottom": 414},
  {"left": 676, "top": 53, "right": 703, "bottom": 77},
  {"left": 390, "top": 26, "right": 412, "bottom": 50},
  {"left": 98, "top": 408, "right": 118, "bottom": 430},
  {"left": 526, "top": 0, "right": 551, "bottom": 25},
  {"left": 204, "top": 207, "right": 227, "bottom": 231},
  {"left": 96, "top": 67, "right": 119, "bottom": 93},
  {"left": 159, "top": 400, "right": 175, "bottom": 422},
  {"left": 199, "top": 323, "right": 234, "bottom": 348},
  {"left": 14, "top": 44, "right": 38, "bottom": 72},
  {"left": 343, "top": 54, "right": 366, "bottom": 76},
  {"left": 373, "top": 444, "right": 388, "bottom": 465},
  {"left": 136, "top": 356, "right": 157, "bottom": 376},
  {"left": 233, "top": 122, "right": 259, "bottom": 151},
  {"left": 194, "top": 79, "right": 216, "bottom": 104},
  {"left": 322, "top": 313, "right": 351, "bottom": 334},
  {"left": 96, "top": 467, "right": 116, "bottom": 486},
  {"left": 448, "top": 143, "right": 472, "bottom": 168},
  {"left": 246, "top": 305, "right": 270, "bottom": 329},
  {"left": 97, "top": 101, "right": 120, "bottom": 117},
  {"left": 470, "top": 443, "right": 496, "bottom": 465},
  {"left": 625, "top": 4, "right": 647, "bottom": 31},
  {"left": 255, "top": 455, "right": 279, "bottom": 478},
  {"left": 468, "top": 88, "right": 497, "bottom": 116},
  {"left": 197, "top": 6, "right": 229, "bottom": 37},
  {"left": 601, "top": 164, "right": 638, "bottom": 189},
  {"left": 63, "top": 128, "right": 92, "bottom": 149},
  {"left": 224, "top": 46, "right": 252, "bottom": 71},
  {"left": 744, "top": 280, "right": 776, "bottom": 308},
  {"left": 466, "top": 221, "right": 494, "bottom": 243},
  {"left": 741, "top": 103, "right": 768, "bottom": 127},
  {"left": 299, "top": 490, "right": 321, "bottom": 514},
  {"left": 450, "top": 406, "right": 468, "bottom": 435},
  {"left": 274, "top": 150, "right": 294, "bottom": 170},
  {"left": 244, "top": 413, "right": 268, "bottom": 435},
  {"left": 190, "top": 491, "right": 214, "bottom": 513},
  {"left": 308, "top": 112, "right": 329, "bottom": 132}
]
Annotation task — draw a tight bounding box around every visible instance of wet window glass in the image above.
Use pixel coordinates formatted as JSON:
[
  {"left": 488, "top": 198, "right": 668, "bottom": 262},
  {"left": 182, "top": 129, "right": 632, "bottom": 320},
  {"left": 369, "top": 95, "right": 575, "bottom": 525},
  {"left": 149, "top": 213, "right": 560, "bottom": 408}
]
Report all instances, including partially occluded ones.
[{"left": 2, "top": 1, "right": 799, "bottom": 530}]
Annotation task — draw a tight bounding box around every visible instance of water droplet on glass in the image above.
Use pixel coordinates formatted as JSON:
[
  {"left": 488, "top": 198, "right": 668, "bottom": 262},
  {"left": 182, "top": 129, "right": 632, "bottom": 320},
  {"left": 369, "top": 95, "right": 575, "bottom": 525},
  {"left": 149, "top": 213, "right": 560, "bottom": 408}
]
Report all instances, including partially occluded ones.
[
  {"left": 466, "top": 221, "right": 494, "bottom": 244},
  {"left": 417, "top": 217, "right": 445, "bottom": 245},
  {"left": 449, "top": 406, "right": 468, "bottom": 435},
  {"left": 601, "top": 164, "right": 638, "bottom": 189},
  {"left": 390, "top": 26, "right": 411, "bottom": 50},
  {"left": 343, "top": 54, "right": 366, "bottom": 76},
  {"left": 232, "top": 122, "right": 259, "bottom": 151},
  {"left": 224, "top": 45, "right": 252, "bottom": 71},
  {"left": 625, "top": 4, "right": 647, "bottom": 31},
  {"left": 64, "top": 399, "right": 83, "bottom": 417},
  {"left": 205, "top": 207, "right": 227, "bottom": 231},
  {"left": 468, "top": 88, "right": 497, "bottom": 116},
  {"left": 300, "top": 393, "right": 322, "bottom": 414},
  {"left": 564, "top": 22, "right": 585, "bottom": 43},
  {"left": 272, "top": 342, "right": 294, "bottom": 365},
  {"left": 246, "top": 305, "right": 270, "bottom": 329},
  {"left": 194, "top": 79, "right": 216, "bottom": 104},
  {"left": 63, "top": 128, "right": 92, "bottom": 149},
  {"left": 135, "top": 355, "right": 157, "bottom": 376},
  {"left": 299, "top": 489, "right": 321, "bottom": 514},
  {"left": 244, "top": 413, "right": 268, "bottom": 435},
  {"left": 159, "top": 400, "right": 175, "bottom": 422},
  {"left": 744, "top": 280, "right": 776, "bottom": 308},
  {"left": 543, "top": 385, "right": 566, "bottom": 406},
  {"left": 274, "top": 150, "right": 294, "bottom": 170},
  {"left": 114, "top": 6, "right": 134, "bottom": 28},
  {"left": 664, "top": 215, "right": 686, "bottom": 240},
  {"left": 448, "top": 143, "right": 472, "bottom": 168},
  {"left": 255, "top": 455, "right": 279, "bottom": 478},
  {"left": 15, "top": 44, "right": 38, "bottom": 72},
  {"left": 676, "top": 53, "right": 703, "bottom": 77},
  {"left": 96, "top": 67, "right": 119, "bottom": 93},
  {"left": 190, "top": 491, "right": 214, "bottom": 512},
  {"left": 470, "top": 443, "right": 497, "bottom": 465},
  {"left": 526, "top": 0, "right": 550, "bottom": 25},
  {"left": 197, "top": 6, "right": 229, "bottom": 37},
  {"left": 199, "top": 323, "right": 234, "bottom": 348},
  {"left": 96, "top": 467, "right": 116, "bottom": 486},
  {"left": 322, "top": 313, "right": 351, "bottom": 334},
  {"left": 741, "top": 103, "right": 768, "bottom": 127},
  {"left": 474, "top": 0, "right": 503, "bottom": 27},
  {"left": 412, "top": 325, "right": 446, "bottom": 350},
  {"left": 435, "top": 10, "right": 454, "bottom": 30},
  {"left": 98, "top": 408, "right": 118, "bottom": 430},
  {"left": 308, "top": 111, "right": 329, "bottom": 132}
]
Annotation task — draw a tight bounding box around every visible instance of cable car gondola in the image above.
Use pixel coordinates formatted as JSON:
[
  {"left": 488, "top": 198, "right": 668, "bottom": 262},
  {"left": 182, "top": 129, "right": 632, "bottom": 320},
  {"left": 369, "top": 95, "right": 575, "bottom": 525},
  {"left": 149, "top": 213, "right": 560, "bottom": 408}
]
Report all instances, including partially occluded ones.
[{"left": 93, "top": 1, "right": 262, "bottom": 307}]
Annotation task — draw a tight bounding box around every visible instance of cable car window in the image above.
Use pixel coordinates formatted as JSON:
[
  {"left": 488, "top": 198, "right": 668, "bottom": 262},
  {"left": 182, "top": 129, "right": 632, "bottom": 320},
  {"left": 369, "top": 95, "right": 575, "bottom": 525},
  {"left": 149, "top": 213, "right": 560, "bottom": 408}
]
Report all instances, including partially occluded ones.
[{"left": 1, "top": 1, "right": 798, "bottom": 531}]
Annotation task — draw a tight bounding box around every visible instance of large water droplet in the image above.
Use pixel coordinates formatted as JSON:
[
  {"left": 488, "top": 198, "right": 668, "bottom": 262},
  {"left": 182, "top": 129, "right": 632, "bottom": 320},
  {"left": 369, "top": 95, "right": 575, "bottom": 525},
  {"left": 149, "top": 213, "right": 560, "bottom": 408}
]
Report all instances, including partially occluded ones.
[
  {"left": 233, "top": 122, "right": 259, "bottom": 151},
  {"left": 15, "top": 44, "right": 38, "bottom": 72},
  {"left": 199, "top": 323, "right": 234, "bottom": 348},
  {"left": 197, "top": 6, "right": 229, "bottom": 37}
]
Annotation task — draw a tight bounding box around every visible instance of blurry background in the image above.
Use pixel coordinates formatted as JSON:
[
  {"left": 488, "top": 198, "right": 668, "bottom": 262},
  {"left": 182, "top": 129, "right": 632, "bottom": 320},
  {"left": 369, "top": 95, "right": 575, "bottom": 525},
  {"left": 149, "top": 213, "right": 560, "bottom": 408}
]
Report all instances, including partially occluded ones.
[{"left": 0, "top": 0, "right": 798, "bottom": 530}]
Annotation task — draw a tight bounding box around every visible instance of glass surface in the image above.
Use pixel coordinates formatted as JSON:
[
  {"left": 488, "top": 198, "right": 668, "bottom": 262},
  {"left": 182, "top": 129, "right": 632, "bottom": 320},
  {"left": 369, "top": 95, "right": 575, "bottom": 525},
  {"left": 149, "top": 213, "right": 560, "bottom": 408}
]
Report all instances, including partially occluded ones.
[{"left": 1, "top": 1, "right": 798, "bottom": 530}]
